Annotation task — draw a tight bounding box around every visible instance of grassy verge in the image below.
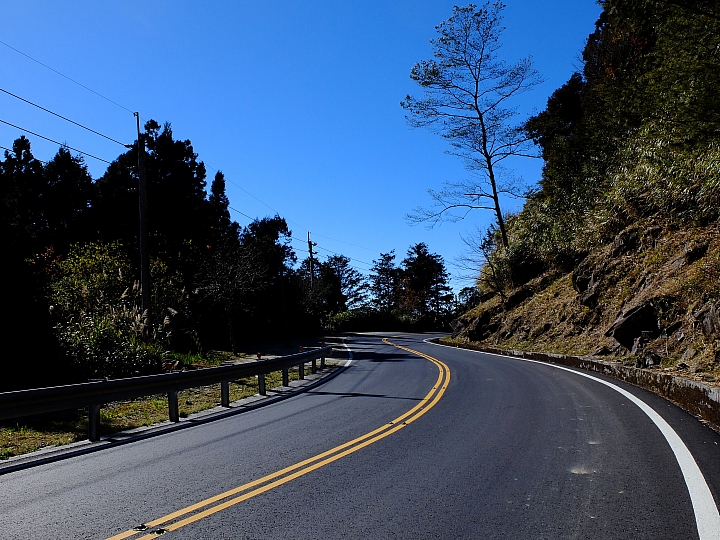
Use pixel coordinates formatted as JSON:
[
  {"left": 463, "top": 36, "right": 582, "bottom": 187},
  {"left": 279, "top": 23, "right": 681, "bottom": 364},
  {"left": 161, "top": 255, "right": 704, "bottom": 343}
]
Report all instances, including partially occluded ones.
[{"left": 1, "top": 366, "right": 314, "bottom": 460}]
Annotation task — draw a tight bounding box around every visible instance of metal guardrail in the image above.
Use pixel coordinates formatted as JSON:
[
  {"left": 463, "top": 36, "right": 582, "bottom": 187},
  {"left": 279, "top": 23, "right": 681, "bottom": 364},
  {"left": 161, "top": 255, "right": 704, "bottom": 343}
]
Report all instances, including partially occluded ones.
[{"left": 0, "top": 346, "right": 332, "bottom": 441}]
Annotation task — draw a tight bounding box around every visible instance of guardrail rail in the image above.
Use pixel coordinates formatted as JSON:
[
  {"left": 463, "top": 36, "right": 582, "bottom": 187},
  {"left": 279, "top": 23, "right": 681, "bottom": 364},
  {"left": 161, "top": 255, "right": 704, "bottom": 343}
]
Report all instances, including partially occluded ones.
[{"left": 0, "top": 346, "right": 332, "bottom": 441}]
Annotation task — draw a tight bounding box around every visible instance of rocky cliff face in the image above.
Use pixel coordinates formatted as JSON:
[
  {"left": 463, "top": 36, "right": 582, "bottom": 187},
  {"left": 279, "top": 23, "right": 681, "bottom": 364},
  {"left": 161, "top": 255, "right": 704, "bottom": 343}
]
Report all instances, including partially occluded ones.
[{"left": 451, "top": 223, "right": 720, "bottom": 383}]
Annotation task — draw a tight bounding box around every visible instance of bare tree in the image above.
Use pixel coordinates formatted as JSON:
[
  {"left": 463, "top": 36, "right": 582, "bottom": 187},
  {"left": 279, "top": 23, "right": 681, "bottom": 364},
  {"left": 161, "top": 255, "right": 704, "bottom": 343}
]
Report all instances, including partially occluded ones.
[{"left": 401, "top": 2, "right": 542, "bottom": 248}]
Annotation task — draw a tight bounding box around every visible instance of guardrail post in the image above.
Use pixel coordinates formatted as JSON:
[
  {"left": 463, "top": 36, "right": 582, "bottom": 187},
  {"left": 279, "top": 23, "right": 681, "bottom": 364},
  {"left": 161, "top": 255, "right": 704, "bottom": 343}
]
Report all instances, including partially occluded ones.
[
  {"left": 221, "top": 381, "right": 230, "bottom": 407},
  {"left": 320, "top": 355, "right": 325, "bottom": 369},
  {"left": 298, "top": 362, "right": 305, "bottom": 380},
  {"left": 88, "top": 403, "right": 101, "bottom": 442},
  {"left": 311, "top": 358, "right": 317, "bottom": 374},
  {"left": 258, "top": 373, "right": 266, "bottom": 395},
  {"left": 282, "top": 368, "right": 289, "bottom": 387},
  {"left": 168, "top": 391, "right": 179, "bottom": 422}
]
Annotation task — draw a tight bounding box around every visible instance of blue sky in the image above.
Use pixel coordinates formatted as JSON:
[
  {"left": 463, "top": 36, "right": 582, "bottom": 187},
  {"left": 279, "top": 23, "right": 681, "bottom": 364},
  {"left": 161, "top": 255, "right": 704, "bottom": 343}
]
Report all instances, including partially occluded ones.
[{"left": 1, "top": 1, "right": 602, "bottom": 291}]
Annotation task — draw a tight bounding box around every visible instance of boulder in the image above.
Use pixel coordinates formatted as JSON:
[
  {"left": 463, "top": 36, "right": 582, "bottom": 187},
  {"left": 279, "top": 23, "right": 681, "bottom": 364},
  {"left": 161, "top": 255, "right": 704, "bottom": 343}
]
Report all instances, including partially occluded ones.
[{"left": 605, "top": 302, "right": 660, "bottom": 350}]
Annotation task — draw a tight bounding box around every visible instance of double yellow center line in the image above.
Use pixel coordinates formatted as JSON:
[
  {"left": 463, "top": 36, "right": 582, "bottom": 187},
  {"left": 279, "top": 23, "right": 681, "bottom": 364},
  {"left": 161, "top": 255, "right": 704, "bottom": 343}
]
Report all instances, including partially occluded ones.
[{"left": 107, "top": 337, "right": 450, "bottom": 539}]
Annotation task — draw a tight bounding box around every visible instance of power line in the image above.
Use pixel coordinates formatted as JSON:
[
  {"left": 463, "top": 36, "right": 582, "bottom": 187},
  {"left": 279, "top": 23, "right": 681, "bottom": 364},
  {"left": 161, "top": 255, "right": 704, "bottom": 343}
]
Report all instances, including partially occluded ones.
[
  {"left": 206, "top": 163, "right": 310, "bottom": 234},
  {"left": 225, "top": 209, "right": 369, "bottom": 271},
  {"left": 312, "top": 232, "right": 380, "bottom": 253},
  {"left": 225, "top": 176, "right": 308, "bottom": 233},
  {"left": 228, "top": 205, "right": 254, "bottom": 221},
  {"left": 0, "top": 143, "right": 49, "bottom": 164},
  {"left": 207, "top": 167, "right": 380, "bottom": 263},
  {"left": 0, "top": 118, "right": 111, "bottom": 164},
  {"left": 0, "top": 39, "right": 134, "bottom": 114},
  {"left": 313, "top": 244, "right": 373, "bottom": 266},
  {"left": 0, "top": 87, "right": 129, "bottom": 147}
]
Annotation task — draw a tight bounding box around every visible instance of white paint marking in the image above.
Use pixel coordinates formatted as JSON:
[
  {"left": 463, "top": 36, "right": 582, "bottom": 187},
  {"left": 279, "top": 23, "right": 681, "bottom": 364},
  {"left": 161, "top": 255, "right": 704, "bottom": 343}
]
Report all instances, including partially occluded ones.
[
  {"left": 341, "top": 337, "right": 353, "bottom": 366},
  {"left": 426, "top": 339, "right": 720, "bottom": 540}
]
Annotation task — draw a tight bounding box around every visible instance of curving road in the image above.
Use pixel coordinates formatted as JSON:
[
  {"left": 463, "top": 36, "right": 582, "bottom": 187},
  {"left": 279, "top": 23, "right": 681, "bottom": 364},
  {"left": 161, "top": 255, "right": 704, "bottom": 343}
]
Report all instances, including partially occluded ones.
[{"left": 2, "top": 333, "right": 720, "bottom": 539}]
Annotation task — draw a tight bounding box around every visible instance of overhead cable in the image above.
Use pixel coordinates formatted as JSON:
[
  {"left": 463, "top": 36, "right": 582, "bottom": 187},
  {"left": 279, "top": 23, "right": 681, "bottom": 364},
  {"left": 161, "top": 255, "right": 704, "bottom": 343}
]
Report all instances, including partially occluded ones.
[
  {"left": 0, "top": 143, "right": 49, "bottom": 164},
  {"left": 0, "top": 118, "right": 111, "bottom": 164},
  {"left": 228, "top": 205, "right": 255, "bottom": 221},
  {"left": 0, "top": 39, "right": 134, "bottom": 114},
  {"left": 0, "top": 87, "right": 128, "bottom": 146},
  {"left": 313, "top": 243, "right": 373, "bottom": 266},
  {"left": 312, "top": 232, "right": 379, "bottom": 253}
]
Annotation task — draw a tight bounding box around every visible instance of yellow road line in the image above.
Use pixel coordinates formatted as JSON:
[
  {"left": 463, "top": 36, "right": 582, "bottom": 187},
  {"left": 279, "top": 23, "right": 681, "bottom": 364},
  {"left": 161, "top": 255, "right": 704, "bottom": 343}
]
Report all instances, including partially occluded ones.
[{"left": 108, "top": 338, "right": 449, "bottom": 540}]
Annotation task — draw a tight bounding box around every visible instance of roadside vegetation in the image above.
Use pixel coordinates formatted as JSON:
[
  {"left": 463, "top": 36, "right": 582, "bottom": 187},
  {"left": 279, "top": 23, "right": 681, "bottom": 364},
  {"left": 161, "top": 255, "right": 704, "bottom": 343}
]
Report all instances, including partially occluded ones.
[
  {"left": 2, "top": 123, "right": 461, "bottom": 395},
  {"left": 440, "top": 1, "right": 720, "bottom": 381}
]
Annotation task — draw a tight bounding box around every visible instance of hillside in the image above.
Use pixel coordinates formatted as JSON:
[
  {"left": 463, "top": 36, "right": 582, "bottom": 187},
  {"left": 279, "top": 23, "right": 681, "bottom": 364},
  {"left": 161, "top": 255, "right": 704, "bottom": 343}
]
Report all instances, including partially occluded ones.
[
  {"left": 449, "top": 0, "right": 720, "bottom": 386},
  {"left": 451, "top": 220, "right": 720, "bottom": 385}
]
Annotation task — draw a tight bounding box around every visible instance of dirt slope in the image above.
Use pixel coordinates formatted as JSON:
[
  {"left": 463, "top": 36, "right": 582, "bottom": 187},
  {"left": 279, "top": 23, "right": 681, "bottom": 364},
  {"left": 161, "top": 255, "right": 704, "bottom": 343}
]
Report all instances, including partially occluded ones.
[{"left": 451, "top": 222, "right": 720, "bottom": 385}]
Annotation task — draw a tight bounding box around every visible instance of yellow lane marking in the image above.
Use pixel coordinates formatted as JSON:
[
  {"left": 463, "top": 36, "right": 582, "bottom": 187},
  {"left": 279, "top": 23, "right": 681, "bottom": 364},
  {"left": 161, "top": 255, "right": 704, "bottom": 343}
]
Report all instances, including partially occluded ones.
[{"left": 108, "top": 338, "right": 449, "bottom": 540}]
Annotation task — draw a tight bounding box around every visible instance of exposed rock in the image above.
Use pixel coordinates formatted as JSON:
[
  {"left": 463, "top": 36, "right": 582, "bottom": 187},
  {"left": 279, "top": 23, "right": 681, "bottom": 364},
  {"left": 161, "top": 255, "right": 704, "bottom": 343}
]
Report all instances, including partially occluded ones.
[
  {"left": 640, "top": 226, "right": 663, "bottom": 246},
  {"left": 670, "top": 241, "right": 709, "bottom": 271},
  {"left": 610, "top": 227, "right": 640, "bottom": 257},
  {"left": 635, "top": 351, "right": 661, "bottom": 368},
  {"left": 578, "top": 283, "right": 600, "bottom": 308},
  {"left": 531, "top": 322, "right": 552, "bottom": 338},
  {"left": 453, "top": 307, "right": 500, "bottom": 342},
  {"left": 572, "top": 258, "right": 600, "bottom": 307},
  {"left": 605, "top": 302, "right": 660, "bottom": 349},
  {"left": 504, "top": 285, "right": 534, "bottom": 310},
  {"left": 685, "top": 241, "right": 710, "bottom": 264},
  {"left": 572, "top": 257, "right": 594, "bottom": 293},
  {"left": 630, "top": 336, "right": 646, "bottom": 355},
  {"left": 681, "top": 348, "right": 697, "bottom": 362},
  {"left": 696, "top": 302, "right": 720, "bottom": 338}
]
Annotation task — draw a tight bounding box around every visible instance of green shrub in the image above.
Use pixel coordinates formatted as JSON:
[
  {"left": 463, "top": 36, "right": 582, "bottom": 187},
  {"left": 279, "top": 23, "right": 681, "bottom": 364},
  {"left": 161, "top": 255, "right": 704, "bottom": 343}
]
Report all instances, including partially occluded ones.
[
  {"left": 50, "top": 242, "right": 168, "bottom": 379},
  {"left": 55, "top": 306, "right": 166, "bottom": 378}
]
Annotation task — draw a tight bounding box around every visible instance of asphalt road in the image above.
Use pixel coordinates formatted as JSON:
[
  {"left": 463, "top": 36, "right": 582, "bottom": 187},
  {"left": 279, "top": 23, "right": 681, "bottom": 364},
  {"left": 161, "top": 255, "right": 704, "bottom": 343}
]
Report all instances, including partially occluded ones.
[{"left": 2, "top": 333, "right": 720, "bottom": 539}]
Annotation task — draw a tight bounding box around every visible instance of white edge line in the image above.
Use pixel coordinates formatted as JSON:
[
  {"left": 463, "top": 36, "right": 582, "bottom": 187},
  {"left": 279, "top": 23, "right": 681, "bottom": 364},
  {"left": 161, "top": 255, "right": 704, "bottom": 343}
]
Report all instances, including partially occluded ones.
[
  {"left": 425, "top": 338, "right": 720, "bottom": 540},
  {"left": 341, "top": 337, "right": 353, "bottom": 367}
]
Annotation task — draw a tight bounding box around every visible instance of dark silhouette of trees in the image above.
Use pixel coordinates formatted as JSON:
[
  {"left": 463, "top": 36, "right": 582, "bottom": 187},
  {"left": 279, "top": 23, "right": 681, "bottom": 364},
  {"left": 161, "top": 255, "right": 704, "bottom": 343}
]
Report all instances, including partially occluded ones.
[
  {"left": 325, "top": 255, "right": 367, "bottom": 310},
  {"left": 1, "top": 136, "right": 45, "bottom": 256},
  {"left": 41, "top": 147, "right": 95, "bottom": 253},
  {"left": 402, "top": 2, "right": 542, "bottom": 248},
  {"left": 369, "top": 251, "right": 400, "bottom": 313},
  {"left": 399, "top": 243, "right": 452, "bottom": 324},
  {"left": 0, "top": 122, "right": 459, "bottom": 386},
  {"left": 236, "top": 216, "right": 296, "bottom": 339}
]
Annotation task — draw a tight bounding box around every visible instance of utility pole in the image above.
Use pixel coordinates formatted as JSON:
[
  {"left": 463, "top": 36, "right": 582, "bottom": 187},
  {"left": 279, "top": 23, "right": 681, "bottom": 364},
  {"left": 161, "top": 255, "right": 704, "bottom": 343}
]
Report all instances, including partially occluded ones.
[
  {"left": 307, "top": 232, "right": 317, "bottom": 288},
  {"left": 135, "top": 112, "right": 151, "bottom": 335}
]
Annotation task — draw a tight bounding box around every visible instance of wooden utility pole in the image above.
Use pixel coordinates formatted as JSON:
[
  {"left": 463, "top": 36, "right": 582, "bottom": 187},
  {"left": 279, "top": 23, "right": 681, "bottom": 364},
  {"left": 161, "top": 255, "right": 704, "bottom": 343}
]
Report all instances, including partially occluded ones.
[
  {"left": 307, "top": 232, "right": 317, "bottom": 288},
  {"left": 135, "top": 112, "right": 151, "bottom": 334}
]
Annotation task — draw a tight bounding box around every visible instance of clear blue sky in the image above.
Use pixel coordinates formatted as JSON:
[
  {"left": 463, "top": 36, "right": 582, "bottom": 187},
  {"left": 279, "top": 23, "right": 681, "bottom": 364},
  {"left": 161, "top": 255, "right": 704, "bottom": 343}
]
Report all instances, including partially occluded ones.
[{"left": 1, "top": 1, "right": 601, "bottom": 291}]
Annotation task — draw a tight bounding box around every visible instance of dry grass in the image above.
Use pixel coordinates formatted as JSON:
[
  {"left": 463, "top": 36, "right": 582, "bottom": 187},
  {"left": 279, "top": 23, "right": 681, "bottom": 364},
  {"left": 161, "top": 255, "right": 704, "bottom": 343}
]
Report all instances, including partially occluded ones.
[{"left": 454, "top": 222, "right": 720, "bottom": 383}]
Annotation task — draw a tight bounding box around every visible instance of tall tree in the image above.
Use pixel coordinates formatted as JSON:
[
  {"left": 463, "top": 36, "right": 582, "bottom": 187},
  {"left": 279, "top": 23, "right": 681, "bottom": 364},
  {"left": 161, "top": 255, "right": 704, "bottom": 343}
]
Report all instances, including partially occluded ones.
[
  {"left": 369, "top": 251, "right": 399, "bottom": 313},
  {"left": 208, "top": 170, "right": 240, "bottom": 248},
  {"left": 41, "top": 147, "right": 95, "bottom": 252},
  {"left": 94, "top": 120, "right": 215, "bottom": 282},
  {"left": 401, "top": 2, "right": 542, "bottom": 247},
  {"left": 0, "top": 136, "right": 45, "bottom": 255},
  {"left": 400, "top": 243, "right": 452, "bottom": 322},
  {"left": 325, "top": 255, "right": 367, "bottom": 310},
  {"left": 237, "top": 216, "right": 296, "bottom": 337}
]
